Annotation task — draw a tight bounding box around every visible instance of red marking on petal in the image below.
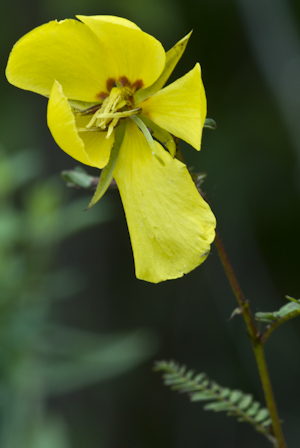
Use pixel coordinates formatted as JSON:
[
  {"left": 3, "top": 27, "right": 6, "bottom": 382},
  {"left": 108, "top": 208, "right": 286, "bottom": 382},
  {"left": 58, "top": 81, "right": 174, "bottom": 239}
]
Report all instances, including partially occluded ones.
[
  {"left": 119, "top": 76, "right": 131, "bottom": 87},
  {"left": 106, "top": 78, "right": 116, "bottom": 91},
  {"left": 95, "top": 91, "right": 109, "bottom": 101},
  {"left": 132, "top": 79, "right": 144, "bottom": 92}
]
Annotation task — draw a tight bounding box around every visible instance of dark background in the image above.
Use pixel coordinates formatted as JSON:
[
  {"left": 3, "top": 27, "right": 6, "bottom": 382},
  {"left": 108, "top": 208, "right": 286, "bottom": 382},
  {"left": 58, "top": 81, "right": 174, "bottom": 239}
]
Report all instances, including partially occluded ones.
[{"left": 1, "top": 0, "right": 300, "bottom": 447}]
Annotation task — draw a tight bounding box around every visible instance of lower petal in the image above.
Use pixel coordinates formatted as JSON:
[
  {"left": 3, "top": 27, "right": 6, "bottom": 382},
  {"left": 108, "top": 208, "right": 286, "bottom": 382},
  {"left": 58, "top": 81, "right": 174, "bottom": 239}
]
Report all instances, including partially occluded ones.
[
  {"left": 76, "top": 116, "right": 114, "bottom": 169},
  {"left": 114, "top": 121, "right": 216, "bottom": 283},
  {"left": 47, "top": 81, "right": 113, "bottom": 168},
  {"left": 139, "top": 63, "right": 206, "bottom": 151}
]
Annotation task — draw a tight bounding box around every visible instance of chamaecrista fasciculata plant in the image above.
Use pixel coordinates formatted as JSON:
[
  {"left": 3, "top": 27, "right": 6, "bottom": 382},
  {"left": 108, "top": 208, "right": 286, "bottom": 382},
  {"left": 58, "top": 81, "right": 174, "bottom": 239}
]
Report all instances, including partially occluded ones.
[{"left": 7, "top": 14, "right": 295, "bottom": 448}]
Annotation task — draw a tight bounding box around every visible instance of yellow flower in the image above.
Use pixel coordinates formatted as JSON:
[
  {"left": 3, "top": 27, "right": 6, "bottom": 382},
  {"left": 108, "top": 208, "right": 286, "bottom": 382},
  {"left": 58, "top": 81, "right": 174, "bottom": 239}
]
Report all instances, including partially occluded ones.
[{"left": 6, "top": 15, "right": 216, "bottom": 283}]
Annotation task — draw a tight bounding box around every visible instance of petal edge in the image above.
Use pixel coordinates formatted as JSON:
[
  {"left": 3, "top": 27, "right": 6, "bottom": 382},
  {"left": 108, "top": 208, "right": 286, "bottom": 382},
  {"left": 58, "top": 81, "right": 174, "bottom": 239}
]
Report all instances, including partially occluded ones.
[
  {"left": 140, "top": 63, "right": 206, "bottom": 151},
  {"left": 47, "top": 80, "right": 92, "bottom": 166}
]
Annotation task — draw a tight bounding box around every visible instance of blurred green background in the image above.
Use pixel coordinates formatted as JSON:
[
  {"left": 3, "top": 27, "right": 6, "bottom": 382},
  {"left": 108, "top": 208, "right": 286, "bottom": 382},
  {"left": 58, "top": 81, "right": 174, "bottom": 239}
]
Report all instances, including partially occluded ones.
[{"left": 1, "top": 0, "right": 300, "bottom": 447}]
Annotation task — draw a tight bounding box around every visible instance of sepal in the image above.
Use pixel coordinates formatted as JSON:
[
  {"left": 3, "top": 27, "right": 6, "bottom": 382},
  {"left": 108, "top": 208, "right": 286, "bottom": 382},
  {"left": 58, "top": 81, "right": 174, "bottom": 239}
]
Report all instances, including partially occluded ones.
[
  {"left": 86, "top": 121, "right": 126, "bottom": 209},
  {"left": 140, "top": 114, "right": 176, "bottom": 157}
]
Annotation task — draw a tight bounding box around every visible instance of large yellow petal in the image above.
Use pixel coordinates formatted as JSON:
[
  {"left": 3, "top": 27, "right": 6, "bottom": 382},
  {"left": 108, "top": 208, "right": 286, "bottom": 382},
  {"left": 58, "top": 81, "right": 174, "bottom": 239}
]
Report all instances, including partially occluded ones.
[
  {"left": 79, "top": 15, "right": 141, "bottom": 30},
  {"left": 77, "top": 15, "right": 166, "bottom": 89},
  {"left": 134, "top": 31, "right": 192, "bottom": 104},
  {"left": 47, "top": 81, "right": 113, "bottom": 168},
  {"left": 114, "top": 121, "right": 216, "bottom": 283},
  {"left": 6, "top": 19, "right": 116, "bottom": 101},
  {"left": 139, "top": 63, "right": 206, "bottom": 150}
]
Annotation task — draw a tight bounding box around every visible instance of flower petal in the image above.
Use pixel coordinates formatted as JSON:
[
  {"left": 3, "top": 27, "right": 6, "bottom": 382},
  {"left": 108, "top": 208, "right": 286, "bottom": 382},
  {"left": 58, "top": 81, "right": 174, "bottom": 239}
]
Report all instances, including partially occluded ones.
[
  {"left": 140, "top": 63, "right": 206, "bottom": 150},
  {"left": 114, "top": 121, "right": 216, "bottom": 283},
  {"left": 77, "top": 15, "right": 166, "bottom": 89},
  {"left": 134, "top": 31, "right": 192, "bottom": 104},
  {"left": 76, "top": 116, "right": 114, "bottom": 169},
  {"left": 6, "top": 19, "right": 116, "bottom": 101},
  {"left": 78, "top": 15, "right": 141, "bottom": 30},
  {"left": 47, "top": 81, "right": 113, "bottom": 168}
]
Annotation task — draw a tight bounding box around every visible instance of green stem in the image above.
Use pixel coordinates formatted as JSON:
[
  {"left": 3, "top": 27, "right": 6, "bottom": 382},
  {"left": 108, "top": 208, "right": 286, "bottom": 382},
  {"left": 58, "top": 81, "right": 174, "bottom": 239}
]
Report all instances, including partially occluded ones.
[
  {"left": 214, "top": 230, "right": 287, "bottom": 448},
  {"left": 260, "top": 308, "right": 300, "bottom": 345}
]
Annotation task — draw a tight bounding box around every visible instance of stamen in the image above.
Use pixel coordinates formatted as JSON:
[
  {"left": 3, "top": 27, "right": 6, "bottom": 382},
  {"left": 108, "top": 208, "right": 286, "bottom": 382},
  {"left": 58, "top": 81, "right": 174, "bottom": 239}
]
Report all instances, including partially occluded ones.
[
  {"left": 75, "top": 104, "right": 101, "bottom": 116},
  {"left": 77, "top": 127, "right": 106, "bottom": 132},
  {"left": 94, "top": 108, "right": 141, "bottom": 120},
  {"left": 81, "top": 85, "right": 141, "bottom": 139},
  {"left": 106, "top": 117, "right": 119, "bottom": 139}
]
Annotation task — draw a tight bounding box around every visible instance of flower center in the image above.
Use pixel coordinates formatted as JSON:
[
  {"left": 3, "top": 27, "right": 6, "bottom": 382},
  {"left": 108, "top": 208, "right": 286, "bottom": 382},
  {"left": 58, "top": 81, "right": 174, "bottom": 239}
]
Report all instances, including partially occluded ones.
[{"left": 78, "top": 85, "right": 141, "bottom": 139}]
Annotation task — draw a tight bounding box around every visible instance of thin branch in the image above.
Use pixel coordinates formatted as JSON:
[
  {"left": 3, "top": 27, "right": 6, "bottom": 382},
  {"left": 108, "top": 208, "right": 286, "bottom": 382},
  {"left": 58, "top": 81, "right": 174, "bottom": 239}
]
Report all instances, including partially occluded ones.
[
  {"left": 260, "top": 308, "right": 300, "bottom": 344},
  {"left": 214, "top": 230, "right": 287, "bottom": 448}
]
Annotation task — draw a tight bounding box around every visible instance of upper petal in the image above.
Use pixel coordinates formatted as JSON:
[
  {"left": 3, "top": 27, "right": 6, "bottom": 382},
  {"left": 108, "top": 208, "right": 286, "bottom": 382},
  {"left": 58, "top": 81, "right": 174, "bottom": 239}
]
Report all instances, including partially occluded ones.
[
  {"left": 139, "top": 63, "right": 206, "bottom": 150},
  {"left": 114, "top": 121, "right": 216, "bottom": 283},
  {"left": 6, "top": 19, "right": 116, "bottom": 101},
  {"left": 134, "top": 31, "right": 192, "bottom": 104},
  {"left": 77, "top": 15, "right": 166, "bottom": 89},
  {"left": 78, "top": 15, "right": 141, "bottom": 30},
  {"left": 47, "top": 80, "right": 113, "bottom": 168}
]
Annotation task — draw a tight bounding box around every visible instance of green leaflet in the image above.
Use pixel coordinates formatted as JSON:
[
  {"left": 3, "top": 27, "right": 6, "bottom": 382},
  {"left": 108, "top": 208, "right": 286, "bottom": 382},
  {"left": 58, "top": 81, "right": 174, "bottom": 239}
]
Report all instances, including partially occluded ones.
[
  {"left": 229, "top": 390, "right": 244, "bottom": 404},
  {"left": 255, "top": 296, "right": 300, "bottom": 323},
  {"left": 204, "top": 402, "right": 235, "bottom": 412},
  {"left": 154, "top": 360, "right": 273, "bottom": 442},
  {"left": 86, "top": 121, "right": 126, "bottom": 210},
  {"left": 255, "top": 409, "right": 270, "bottom": 423},
  {"left": 61, "top": 166, "right": 95, "bottom": 189},
  {"left": 238, "top": 394, "right": 253, "bottom": 410},
  {"left": 247, "top": 402, "right": 261, "bottom": 417},
  {"left": 134, "top": 31, "right": 192, "bottom": 104},
  {"left": 191, "top": 392, "right": 214, "bottom": 402},
  {"left": 204, "top": 118, "right": 217, "bottom": 129}
]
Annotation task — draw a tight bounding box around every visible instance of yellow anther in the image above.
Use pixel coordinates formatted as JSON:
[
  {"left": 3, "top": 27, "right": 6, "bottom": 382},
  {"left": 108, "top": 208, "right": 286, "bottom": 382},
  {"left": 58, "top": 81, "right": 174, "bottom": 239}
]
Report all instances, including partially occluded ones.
[
  {"left": 106, "top": 117, "right": 119, "bottom": 139},
  {"left": 84, "top": 86, "right": 140, "bottom": 136}
]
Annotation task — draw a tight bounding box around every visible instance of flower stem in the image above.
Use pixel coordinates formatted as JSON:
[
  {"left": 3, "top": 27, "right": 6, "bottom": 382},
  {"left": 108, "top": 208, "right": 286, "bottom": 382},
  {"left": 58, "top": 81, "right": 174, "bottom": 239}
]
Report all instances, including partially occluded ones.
[{"left": 214, "top": 230, "right": 287, "bottom": 448}]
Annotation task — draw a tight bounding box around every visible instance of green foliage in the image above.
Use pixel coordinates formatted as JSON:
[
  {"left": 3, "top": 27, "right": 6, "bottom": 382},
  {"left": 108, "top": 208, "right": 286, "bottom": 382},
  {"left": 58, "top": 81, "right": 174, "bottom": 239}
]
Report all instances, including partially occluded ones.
[
  {"left": 155, "top": 360, "right": 276, "bottom": 444},
  {"left": 87, "top": 121, "right": 126, "bottom": 209},
  {"left": 255, "top": 296, "right": 300, "bottom": 324},
  {"left": 0, "top": 146, "right": 157, "bottom": 448},
  {"left": 204, "top": 118, "right": 217, "bottom": 129},
  {"left": 36, "top": 327, "right": 158, "bottom": 394},
  {"left": 61, "top": 166, "right": 96, "bottom": 189},
  {"left": 255, "top": 296, "right": 300, "bottom": 344}
]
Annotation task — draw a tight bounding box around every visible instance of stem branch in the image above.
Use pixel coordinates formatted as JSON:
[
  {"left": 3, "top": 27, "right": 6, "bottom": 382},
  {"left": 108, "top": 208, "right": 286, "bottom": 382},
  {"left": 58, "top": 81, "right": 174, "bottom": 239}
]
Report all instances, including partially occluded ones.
[{"left": 214, "top": 230, "right": 286, "bottom": 448}]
